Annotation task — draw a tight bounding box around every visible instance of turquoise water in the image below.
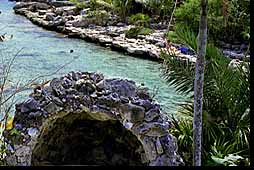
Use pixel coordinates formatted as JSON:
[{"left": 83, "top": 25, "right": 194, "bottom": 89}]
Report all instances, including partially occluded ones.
[{"left": 0, "top": 0, "right": 187, "bottom": 115}]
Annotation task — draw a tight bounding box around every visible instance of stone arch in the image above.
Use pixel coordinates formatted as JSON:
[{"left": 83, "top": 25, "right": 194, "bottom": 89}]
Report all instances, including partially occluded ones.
[
  {"left": 31, "top": 111, "right": 146, "bottom": 165},
  {"left": 4, "top": 71, "right": 184, "bottom": 166}
]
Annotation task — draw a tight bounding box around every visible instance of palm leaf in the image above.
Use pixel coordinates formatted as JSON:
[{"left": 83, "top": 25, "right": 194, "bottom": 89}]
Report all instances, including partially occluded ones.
[
  {"left": 174, "top": 23, "right": 198, "bottom": 52},
  {"left": 161, "top": 25, "right": 250, "bottom": 164},
  {"left": 161, "top": 51, "right": 195, "bottom": 96}
]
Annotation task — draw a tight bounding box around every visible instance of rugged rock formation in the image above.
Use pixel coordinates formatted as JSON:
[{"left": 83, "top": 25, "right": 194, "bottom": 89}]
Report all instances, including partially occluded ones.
[{"left": 4, "top": 71, "right": 184, "bottom": 166}]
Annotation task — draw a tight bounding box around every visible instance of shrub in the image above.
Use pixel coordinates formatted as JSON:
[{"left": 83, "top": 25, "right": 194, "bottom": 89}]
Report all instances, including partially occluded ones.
[
  {"left": 125, "top": 27, "right": 153, "bottom": 38},
  {"left": 169, "top": 116, "right": 193, "bottom": 165},
  {"left": 167, "top": 31, "right": 180, "bottom": 43},
  {"left": 89, "top": 0, "right": 113, "bottom": 11},
  {"left": 76, "top": 2, "right": 87, "bottom": 9},
  {"left": 146, "top": 0, "right": 175, "bottom": 22},
  {"left": 86, "top": 10, "right": 109, "bottom": 19},
  {"left": 174, "top": 0, "right": 250, "bottom": 43},
  {"left": 82, "top": 10, "right": 110, "bottom": 26},
  {"left": 138, "top": 27, "right": 153, "bottom": 35},
  {"left": 129, "top": 13, "right": 150, "bottom": 27},
  {"left": 113, "top": 0, "right": 133, "bottom": 22},
  {"left": 70, "top": 0, "right": 87, "bottom": 9}
]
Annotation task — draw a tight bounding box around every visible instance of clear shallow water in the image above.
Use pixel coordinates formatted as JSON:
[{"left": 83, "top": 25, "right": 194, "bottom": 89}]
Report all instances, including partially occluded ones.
[{"left": 0, "top": 0, "right": 187, "bottom": 115}]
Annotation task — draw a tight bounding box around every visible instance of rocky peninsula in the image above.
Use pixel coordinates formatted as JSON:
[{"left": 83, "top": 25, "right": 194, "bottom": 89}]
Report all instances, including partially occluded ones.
[{"left": 12, "top": 0, "right": 198, "bottom": 62}]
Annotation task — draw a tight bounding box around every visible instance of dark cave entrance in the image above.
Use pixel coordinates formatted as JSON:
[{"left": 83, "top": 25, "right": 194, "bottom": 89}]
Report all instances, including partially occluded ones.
[{"left": 31, "top": 117, "right": 146, "bottom": 166}]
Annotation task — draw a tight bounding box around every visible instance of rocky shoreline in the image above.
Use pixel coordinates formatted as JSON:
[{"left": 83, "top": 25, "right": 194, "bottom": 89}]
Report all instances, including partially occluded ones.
[
  {"left": 12, "top": 0, "right": 197, "bottom": 62},
  {"left": 11, "top": 0, "right": 249, "bottom": 63}
]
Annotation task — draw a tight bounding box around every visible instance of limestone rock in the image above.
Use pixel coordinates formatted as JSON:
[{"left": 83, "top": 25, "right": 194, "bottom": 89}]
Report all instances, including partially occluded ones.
[
  {"left": 20, "top": 98, "right": 40, "bottom": 113},
  {"left": 13, "top": 2, "right": 35, "bottom": 10},
  {"left": 31, "top": 3, "right": 50, "bottom": 11},
  {"left": 28, "top": 111, "right": 42, "bottom": 118},
  {"left": 43, "top": 102, "right": 63, "bottom": 114},
  {"left": 38, "top": 10, "right": 46, "bottom": 15},
  {"left": 76, "top": 80, "right": 96, "bottom": 95},
  {"left": 155, "top": 137, "right": 164, "bottom": 154},
  {"left": 121, "top": 103, "right": 145, "bottom": 123},
  {"left": 140, "top": 136, "right": 157, "bottom": 161},
  {"left": 144, "top": 108, "right": 160, "bottom": 122},
  {"left": 5, "top": 71, "right": 183, "bottom": 166},
  {"left": 45, "top": 13, "right": 55, "bottom": 21},
  {"left": 55, "top": 8, "right": 64, "bottom": 16},
  {"left": 160, "top": 134, "right": 178, "bottom": 156},
  {"left": 49, "top": 1, "right": 75, "bottom": 7},
  {"left": 49, "top": 78, "right": 63, "bottom": 90},
  {"left": 96, "top": 92, "right": 121, "bottom": 107},
  {"left": 27, "top": 128, "right": 39, "bottom": 138},
  {"left": 6, "top": 154, "right": 17, "bottom": 166},
  {"left": 149, "top": 154, "right": 175, "bottom": 166},
  {"left": 15, "top": 146, "right": 30, "bottom": 157},
  {"left": 132, "top": 122, "right": 169, "bottom": 137},
  {"left": 132, "top": 98, "right": 154, "bottom": 111},
  {"left": 102, "top": 79, "right": 137, "bottom": 98}
]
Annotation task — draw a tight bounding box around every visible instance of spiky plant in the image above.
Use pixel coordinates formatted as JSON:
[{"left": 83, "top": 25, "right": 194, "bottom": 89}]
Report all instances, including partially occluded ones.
[
  {"left": 113, "top": 0, "right": 133, "bottom": 22},
  {"left": 162, "top": 24, "right": 250, "bottom": 165}
]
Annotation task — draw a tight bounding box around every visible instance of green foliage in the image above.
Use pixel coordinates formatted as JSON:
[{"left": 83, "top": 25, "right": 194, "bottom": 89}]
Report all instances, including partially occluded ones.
[
  {"left": 161, "top": 52, "right": 195, "bottom": 96},
  {"left": 0, "top": 143, "right": 6, "bottom": 165},
  {"left": 125, "top": 27, "right": 140, "bottom": 38},
  {"left": 86, "top": 10, "right": 109, "bottom": 19},
  {"left": 138, "top": 27, "right": 153, "bottom": 35},
  {"left": 174, "top": 0, "right": 199, "bottom": 33},
  {"left": 167, "top": 31, "right": 180, "bottom": 43},
  {"left": 211, "top": 154, "right": 244, "bottom": 166},
  {"left": 174, "top": 0, "right": 250, "bottom": 42},
  {"left": 70, "top": 0, "right": 87, "bottom": 9},
  {"left": 208, "top": 138, "right": 250, "bottom": 166},
  {"left": 162, "top": 26, "right": 250, "bottom": 165},
  {"left": 82, "top": 10, "right": 110, "bottom": 26},
  {"left": 125, "top": 27, "right": 153, "bottom": 38},
  {"left": 89, "top": 0, "right": 113, "bottom": 11},
  {"left": 103, "top": 0, "right": 113, "bottom": 3},
  {"left": 146, "top": 0, "right": 174, "bottom": 21},
  {"left": 169, "top": 116, "right": 193, "bottom": 165},
  {"left": 129, "top": 13, "right": 150, "bottom": 27},
  {"left": 113, "top": 0, "right": 133, "bottom": 22},
  {"left": 76, "top": 2, "right": 87, "bottom": 9},
  {"left": 228, "top": 0, "right": 250, "bottom": 41}
]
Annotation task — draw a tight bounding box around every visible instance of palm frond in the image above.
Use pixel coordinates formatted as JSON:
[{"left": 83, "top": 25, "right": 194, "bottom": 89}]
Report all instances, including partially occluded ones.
[
  {"left": 174, "top": 24, "right": 198, "bottom": 52},
  {"left": 161, "top": 24, "right": 250, "bottom": 164},
  {"left": 160, "top": 51, "right": 195, "bottom": 96}
]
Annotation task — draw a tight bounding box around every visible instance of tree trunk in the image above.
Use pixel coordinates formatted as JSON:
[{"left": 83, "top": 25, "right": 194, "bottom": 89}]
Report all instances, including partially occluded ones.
[
  {"left": 166, "top": 0, "right": 178, "bottom": 34},
  {"left": 221, "top": 0, "right": 229, "bottom": 27},
  {"left": 193, "top": 0, "right": 208, "bottom": 166}
]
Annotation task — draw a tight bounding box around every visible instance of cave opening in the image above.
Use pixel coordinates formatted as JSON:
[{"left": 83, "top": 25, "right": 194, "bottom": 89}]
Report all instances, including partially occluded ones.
[{"left": 31, "top": 117, "right": 146, "bottom": 166}]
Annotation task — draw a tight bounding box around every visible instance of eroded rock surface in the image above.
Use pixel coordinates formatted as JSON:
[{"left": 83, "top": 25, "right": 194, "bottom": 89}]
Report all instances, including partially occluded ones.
[{"left": 4, "top": 71, "right": 184, "bottom": 166}]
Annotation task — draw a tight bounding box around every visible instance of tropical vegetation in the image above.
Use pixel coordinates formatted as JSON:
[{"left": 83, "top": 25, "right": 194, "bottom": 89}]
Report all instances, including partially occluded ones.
[
  {"left": 161, "top": 25, "right": 250, "bottom": 166},
  {"left": 0, "top": 0, "right": 250, "bottom": 166},
  {"left": 70, "top": 0, "right": 249, "bottom": 45}
]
